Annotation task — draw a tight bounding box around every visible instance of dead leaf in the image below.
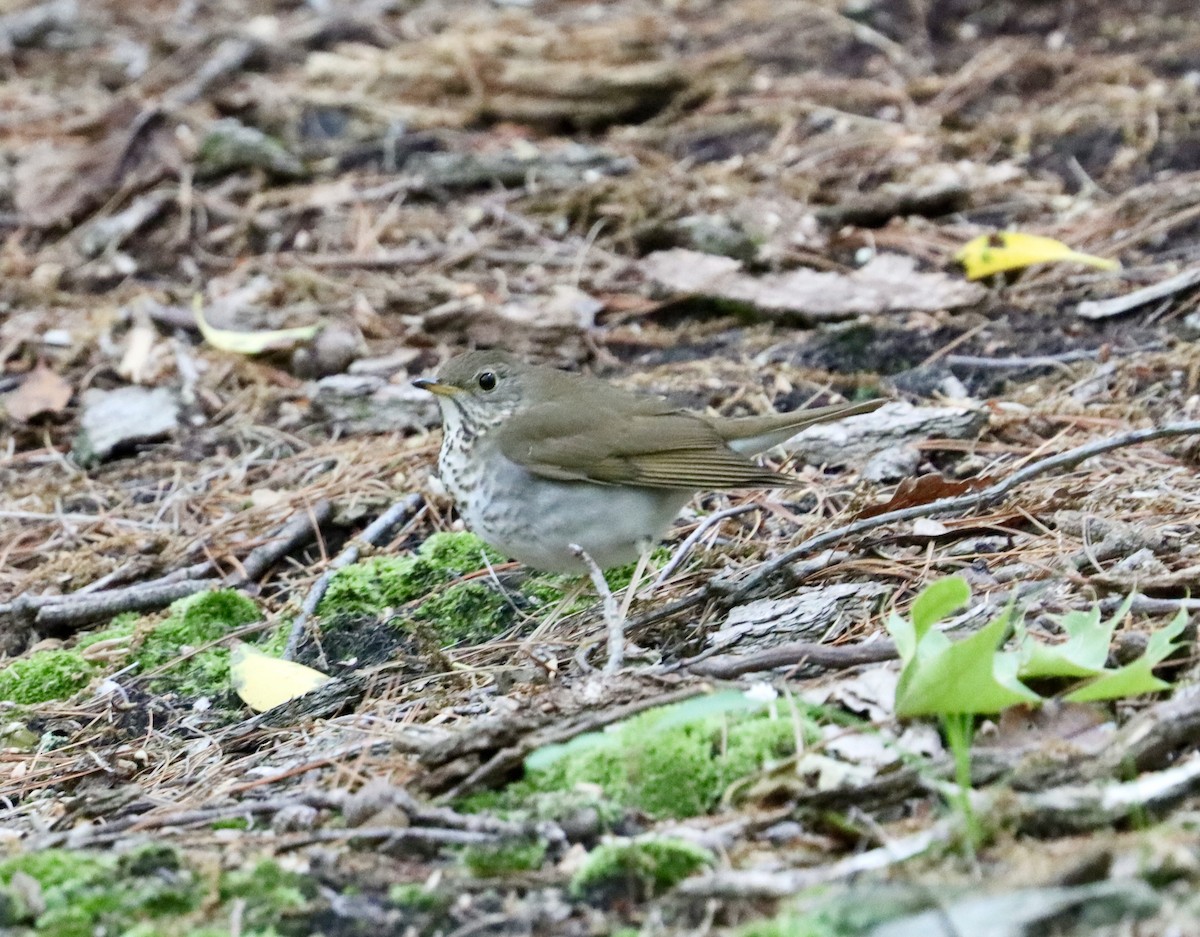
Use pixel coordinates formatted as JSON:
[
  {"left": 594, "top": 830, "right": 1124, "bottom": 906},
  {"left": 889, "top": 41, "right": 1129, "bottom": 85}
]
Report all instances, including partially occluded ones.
[
  {"left": 230, "top": 641, "right": 333, "bottom": 713},
  {"left": 956, "top": 231, "right": 1120, "bottom": 280},
  {"left": 641, "top": 249, "right": 986, "bottom": 320},
  {"left": 817, "top": 666, "right": 900, "bottom": 722},
  {"left": 4, "top": 363, "right": 72, "bottom": 421},
  {"left": 857, "top": 472, "right": 995, "bottom": 519},
  {"left": 193, "top": 295, "right": 321, "bottom": 355},
  {"left": 978, "top": 702, "right": 1113, "bottom": 757}
]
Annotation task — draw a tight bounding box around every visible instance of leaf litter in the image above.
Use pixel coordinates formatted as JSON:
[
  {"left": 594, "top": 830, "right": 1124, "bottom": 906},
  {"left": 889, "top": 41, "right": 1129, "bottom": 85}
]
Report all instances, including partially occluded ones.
[{"left": 1, "top": 0, "right": 1200, "bottom": 934}]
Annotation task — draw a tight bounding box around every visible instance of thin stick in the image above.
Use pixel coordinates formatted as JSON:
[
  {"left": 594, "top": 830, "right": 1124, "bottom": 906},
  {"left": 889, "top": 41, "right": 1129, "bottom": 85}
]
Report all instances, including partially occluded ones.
[
  {"left": 235, "top": 500, "right": 333, "bottom": 583},
  {"left": 687, "top": 638, "right": 899, "bottom": 679},
  {"left": 1076, "top": 264, "right": 1200, "bottom": 319},
  {"left": 649, "top": 504, "right": 760, "bottom": 592}
]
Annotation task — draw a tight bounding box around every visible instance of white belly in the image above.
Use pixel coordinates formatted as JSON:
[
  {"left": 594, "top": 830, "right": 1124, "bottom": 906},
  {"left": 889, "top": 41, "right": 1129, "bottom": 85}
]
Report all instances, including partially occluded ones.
[{"left": 443, "top": 446, "right": 690, "bottom": 573}]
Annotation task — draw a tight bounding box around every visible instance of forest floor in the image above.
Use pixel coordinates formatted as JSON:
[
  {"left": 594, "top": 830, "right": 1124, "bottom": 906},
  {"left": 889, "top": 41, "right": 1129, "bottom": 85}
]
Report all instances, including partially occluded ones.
[{"left": 3, "top": 0, "right": 1200, "bottom": 934}]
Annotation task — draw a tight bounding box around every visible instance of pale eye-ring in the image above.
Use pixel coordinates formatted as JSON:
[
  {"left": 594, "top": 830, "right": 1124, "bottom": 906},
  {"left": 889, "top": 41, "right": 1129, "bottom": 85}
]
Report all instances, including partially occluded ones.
[{"left": 477, "top": 371, "right": 498, "bottom": 391}]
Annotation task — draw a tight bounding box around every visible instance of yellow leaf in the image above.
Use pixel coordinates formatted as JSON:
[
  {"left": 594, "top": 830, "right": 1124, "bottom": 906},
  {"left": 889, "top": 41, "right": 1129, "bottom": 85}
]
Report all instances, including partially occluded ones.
[
  {"left": 193, "top": 295, "right": 320, "bottom": 355},
  {"left": 229, "top": 640, "right": 333, "bottom": 712},
  {"left": 955, "top": 232, "right": 1120, "bottom": 281}
]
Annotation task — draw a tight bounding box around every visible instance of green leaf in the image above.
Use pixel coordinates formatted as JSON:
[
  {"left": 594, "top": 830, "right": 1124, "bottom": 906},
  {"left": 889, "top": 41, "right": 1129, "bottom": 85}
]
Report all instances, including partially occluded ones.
[
  {"left": 887, "top": 576, "right": 971, "bottom": 665},
  {"left": 1017, "top": 593, "right": 1134, "bottom": 680},
  {"left": 896, "top": 604, "right": 1041, "bottom": 717},
  {"left": 911, "top": 576, "right": 971, "bottom": 638},
  {"left": 885, "top": 609, "right": 917, "bottom": 664},
  {"left": 1064, "top": 606, "right": 1187, "bottom": 703}
]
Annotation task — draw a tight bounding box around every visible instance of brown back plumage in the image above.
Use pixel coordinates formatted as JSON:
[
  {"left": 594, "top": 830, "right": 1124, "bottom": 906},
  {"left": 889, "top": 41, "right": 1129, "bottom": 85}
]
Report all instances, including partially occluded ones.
[{"left": 428, "top": 351, "right": 883, "bottom": 491}]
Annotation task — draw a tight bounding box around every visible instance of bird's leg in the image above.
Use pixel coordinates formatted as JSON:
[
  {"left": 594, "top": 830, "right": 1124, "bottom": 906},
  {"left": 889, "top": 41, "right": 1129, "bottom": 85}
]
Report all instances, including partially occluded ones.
[{"left": 569, "top": 543, "right": 624, "bottom": 673}]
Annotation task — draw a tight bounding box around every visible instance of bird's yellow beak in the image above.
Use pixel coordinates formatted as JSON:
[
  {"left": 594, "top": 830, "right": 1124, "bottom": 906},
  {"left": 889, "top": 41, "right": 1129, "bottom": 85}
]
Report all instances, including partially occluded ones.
[{"left": 412, "top": 377, "right": 459, "bottom": 397}]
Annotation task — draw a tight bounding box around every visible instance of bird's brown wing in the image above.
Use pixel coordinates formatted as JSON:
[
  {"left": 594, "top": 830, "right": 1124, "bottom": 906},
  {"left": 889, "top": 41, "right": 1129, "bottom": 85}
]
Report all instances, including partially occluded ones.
[{"left": 496, "top": 399, "right": 796, "bottom": 490}]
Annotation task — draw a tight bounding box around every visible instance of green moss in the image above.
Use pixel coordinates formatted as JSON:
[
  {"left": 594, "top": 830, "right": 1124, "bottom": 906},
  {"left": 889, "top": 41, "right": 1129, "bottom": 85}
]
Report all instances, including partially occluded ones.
[
  {"left": 388, "top": 882, "right": 448, "bottom": 912},
  {"left": 721, "top": 710, "right": 806, "bottom": 781},
  {"left": 77, "top": 612, "right": 140, "bottom": 649},
  {"left": 0, "top": 848, "right": 322, "bottom": 937},
  {"left": 197, "top": 118, "right": 304, "bottom": 179},
  {"left": 318, "top": 533, "right": 665, "bottom": 653},
  {"left": 514, "top": 692, "right": 804, "bottom": 819},
  {"left": 255, "top": 622, "right": 292, "bottom": 659},
  {"left": 318, "top": 532, "right": 521, "bottom": 648},
  {"left": 0, "top": 721, "right": 38, "bottom": 750},
  {"left": 419, "top": 531, "right": 504, "bottom": 571},
  {"left": 0, "top": 849, "right": 108, "bottom": 890},
  {"left": 118, "top": 844, "right": 181, "bottom": 878},
  {"left": 209, "top": 817, "right": 250, "bottom": 831},
  {"left": 0, "top": 649, "right": 96, "bottom": 705},
  {"left": 737, "top": 916, "right": 835, "bottom": 937},
  {"left": 219, "top": 860, "right": 313, "bottom": 932},
  {"left": 519, "top": 573, "right": 572, "bottom": 607},
  {"left": 414, "top": 581, "right": 513, "bottom": 646},
  {"left": 459, "top": 788, "right": 621, "bottom": 837},
  {"left": 0, "top": 847, "right": 202, "bottom": 936},
  {"left": 460, "top": 840, "right": 547, "bottom": 877},
  {"left": 317, "top": 556, "right": 416, "bottom": 615},
  {"left": 570, "top": 837, "right": 712, "bottom": 899},
  {"left": 318, "top": 532, "right": 503, "bottom": 618},
  {"left": 133, "top": 590, "right": 261, "bottom": 696}
]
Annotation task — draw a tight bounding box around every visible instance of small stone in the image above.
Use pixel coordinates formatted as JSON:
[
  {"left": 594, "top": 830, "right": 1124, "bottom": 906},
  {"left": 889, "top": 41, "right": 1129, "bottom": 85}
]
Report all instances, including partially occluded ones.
[
  {"left": 75, "top": 385, "right": 179, "bottom": 462},
  {"left": 291, "top": 322, "right": 364, "bottom": 378}
]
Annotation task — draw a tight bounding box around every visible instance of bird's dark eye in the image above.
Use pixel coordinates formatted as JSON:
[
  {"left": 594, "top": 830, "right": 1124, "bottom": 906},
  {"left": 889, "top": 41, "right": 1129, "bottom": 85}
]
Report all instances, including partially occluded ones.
[{"left": 477, "top": 371, "right": 497, "bottom": 391}]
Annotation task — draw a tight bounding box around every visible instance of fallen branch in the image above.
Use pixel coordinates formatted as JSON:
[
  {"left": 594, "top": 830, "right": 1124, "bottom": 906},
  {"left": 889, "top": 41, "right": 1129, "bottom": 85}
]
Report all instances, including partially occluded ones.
[
  {"left": 30, "top": 580, "right": 217, "bottom": 631},
  {"left": 686, "top": 637, "right": 897, "bottom": 679},
  {"left": 1096, "top": 685, "right": 1200, "bottom": 777},
  {"left": 29, "top": 783, "right": 553, "bottom": 854},
  {"left": 968, "top": 755, "right": 1200, "bottom": 836},
  {"left": 235, "top": 501, "right": 335, "bottom": 584},
  {"left": 279, "top": 825, "right": 512, "bottom": 850},
  {"left": 30, "top": 793, "right": 340, "bottom": 850},
  {"left": 0, "top": 501, "right": 334, "bottom": 631}
]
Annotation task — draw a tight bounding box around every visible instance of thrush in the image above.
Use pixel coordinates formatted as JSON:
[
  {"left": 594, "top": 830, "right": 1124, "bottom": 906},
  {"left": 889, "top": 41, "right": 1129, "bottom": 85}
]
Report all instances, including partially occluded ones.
[{"left": 414, "top": 351, "right": 883, "bottom": 668}]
